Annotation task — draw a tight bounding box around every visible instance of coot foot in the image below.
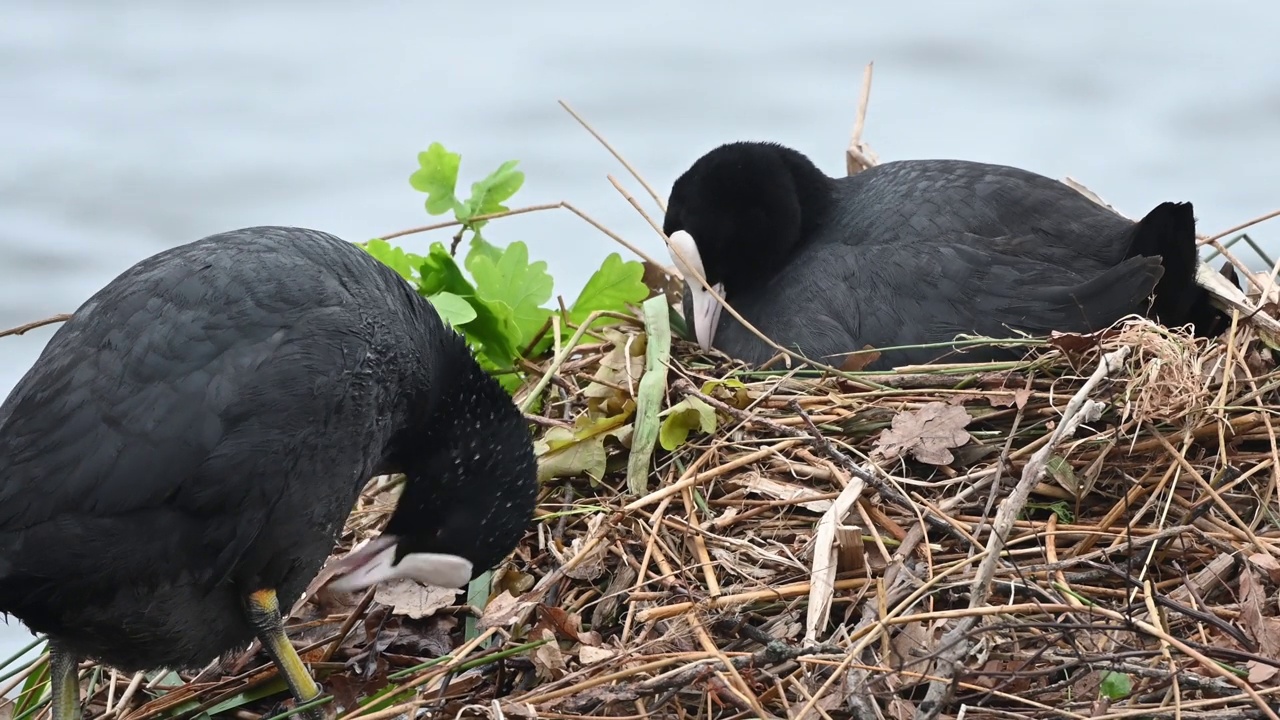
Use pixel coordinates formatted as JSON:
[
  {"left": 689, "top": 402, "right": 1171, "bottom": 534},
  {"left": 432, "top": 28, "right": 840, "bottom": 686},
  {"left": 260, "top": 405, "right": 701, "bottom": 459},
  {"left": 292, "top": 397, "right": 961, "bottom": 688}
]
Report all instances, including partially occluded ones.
[
  {"left": 245, "top": 589, "right": 323, "bottom": 720},
  {"left": 48, "top": 642, "right": 82, "bottom": 720}
]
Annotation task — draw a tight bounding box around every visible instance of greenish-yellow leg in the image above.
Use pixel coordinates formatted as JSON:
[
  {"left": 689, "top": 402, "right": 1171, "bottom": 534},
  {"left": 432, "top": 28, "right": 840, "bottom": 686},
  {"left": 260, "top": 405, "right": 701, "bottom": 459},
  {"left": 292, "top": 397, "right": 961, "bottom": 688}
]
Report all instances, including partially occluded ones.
[
  {"left": 48, "top": 643, "right": 80, "bottom": 720},
  {"left": 245, "top": 589, "right": 321, "bottom": 717}
]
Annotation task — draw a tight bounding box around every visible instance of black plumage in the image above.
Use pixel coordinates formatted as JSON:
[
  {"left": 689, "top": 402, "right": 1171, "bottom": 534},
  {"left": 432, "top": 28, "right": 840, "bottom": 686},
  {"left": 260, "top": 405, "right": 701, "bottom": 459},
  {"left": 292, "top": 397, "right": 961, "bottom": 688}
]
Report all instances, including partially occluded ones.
[
  {"left": 0, "top": 226, "right": 538, "bottom": 719},
  {"left": 662, "top": 141, "right": 1229, "bottom": 369}
]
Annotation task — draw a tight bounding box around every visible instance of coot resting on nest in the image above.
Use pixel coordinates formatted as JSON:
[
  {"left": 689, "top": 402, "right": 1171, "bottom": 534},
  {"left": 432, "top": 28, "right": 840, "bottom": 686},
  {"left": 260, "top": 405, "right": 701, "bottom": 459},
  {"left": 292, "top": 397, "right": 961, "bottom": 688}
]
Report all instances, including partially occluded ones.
[
  {"left": 0, "top": 227, "right": 538, "bottom": 720},
  {"left": 663, "top": 141, "right": 1229, "bottom": 369}
]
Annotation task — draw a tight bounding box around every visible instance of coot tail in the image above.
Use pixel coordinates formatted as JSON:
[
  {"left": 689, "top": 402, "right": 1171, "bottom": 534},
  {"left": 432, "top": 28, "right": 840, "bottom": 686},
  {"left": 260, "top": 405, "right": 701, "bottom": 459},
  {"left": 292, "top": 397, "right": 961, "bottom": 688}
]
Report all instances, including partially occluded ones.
[{"left": 1122, "top": 201, "right": 1227, "bottom": 336}]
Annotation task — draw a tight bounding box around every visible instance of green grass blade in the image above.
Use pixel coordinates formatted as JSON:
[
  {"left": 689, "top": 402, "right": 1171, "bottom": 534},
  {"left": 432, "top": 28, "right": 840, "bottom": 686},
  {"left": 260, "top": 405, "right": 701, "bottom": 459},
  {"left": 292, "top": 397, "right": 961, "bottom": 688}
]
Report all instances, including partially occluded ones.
[
  {"left": 0, "top": 637, "right": 44, "bottom": 675},
  {"left": 463, "top": 570, "right": 494, "bottom": 642},
  {"left": 626, "top": 295, "right": 672, "bottom": 494}
]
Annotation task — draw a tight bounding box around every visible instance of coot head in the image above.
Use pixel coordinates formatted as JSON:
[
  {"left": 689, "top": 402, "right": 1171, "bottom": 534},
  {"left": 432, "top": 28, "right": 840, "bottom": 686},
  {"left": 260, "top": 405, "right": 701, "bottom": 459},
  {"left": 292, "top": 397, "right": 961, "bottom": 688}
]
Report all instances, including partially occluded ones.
[
  {"left": 662, "top": 141, "right": 834, "bottom": 350},
  {"left": 327, "top": 330, "right": 539, "bottom": 593}
]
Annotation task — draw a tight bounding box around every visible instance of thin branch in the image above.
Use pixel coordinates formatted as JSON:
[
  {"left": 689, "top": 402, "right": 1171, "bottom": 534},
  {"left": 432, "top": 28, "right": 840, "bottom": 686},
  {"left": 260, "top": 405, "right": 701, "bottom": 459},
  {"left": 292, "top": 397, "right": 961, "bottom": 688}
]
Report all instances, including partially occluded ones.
[
  {"left": 1202, "top": 207, "right": 1280, "bottom": 244},
  {"left": 558, "top": 99, "right": 668, "bottom": 214},
  {"left": 380, "top": 200, "right": 664, "bottom": 268},
  {"left": 0, "top": 313, "right": 71, "bottom": 339}
]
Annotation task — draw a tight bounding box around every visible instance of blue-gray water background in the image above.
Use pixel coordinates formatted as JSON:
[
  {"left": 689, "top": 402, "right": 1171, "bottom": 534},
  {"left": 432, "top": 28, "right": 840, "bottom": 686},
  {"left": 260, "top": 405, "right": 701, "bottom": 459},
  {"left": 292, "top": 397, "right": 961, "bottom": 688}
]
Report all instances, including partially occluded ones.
[{"left": 3, "top": 0, "right": 1279, "bottom": 663}]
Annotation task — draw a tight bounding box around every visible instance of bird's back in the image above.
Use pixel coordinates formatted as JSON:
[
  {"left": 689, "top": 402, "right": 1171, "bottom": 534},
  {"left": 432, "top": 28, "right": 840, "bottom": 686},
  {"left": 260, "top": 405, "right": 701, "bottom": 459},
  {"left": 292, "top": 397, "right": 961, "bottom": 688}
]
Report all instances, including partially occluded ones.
[
  {"left": 822, "top": 158, "right": 1135, "bottom": 269},
  {"left": 0, "top": 227, "right": 435, "bottom": 668}
]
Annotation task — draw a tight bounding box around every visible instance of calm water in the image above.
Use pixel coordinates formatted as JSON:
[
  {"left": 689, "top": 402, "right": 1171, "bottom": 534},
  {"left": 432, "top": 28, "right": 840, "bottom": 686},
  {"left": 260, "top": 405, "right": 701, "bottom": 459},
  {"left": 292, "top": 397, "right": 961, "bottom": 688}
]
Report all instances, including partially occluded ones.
[{"left": 2, "top": 0, "right": 1279, "bottom": 661}]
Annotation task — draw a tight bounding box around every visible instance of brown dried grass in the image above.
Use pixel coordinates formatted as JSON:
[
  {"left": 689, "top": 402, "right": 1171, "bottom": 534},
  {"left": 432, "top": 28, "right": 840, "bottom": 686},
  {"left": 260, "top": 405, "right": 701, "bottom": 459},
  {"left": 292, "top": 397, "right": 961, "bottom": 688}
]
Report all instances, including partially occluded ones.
[{"left": 60, "top": 312, "right": 1280, "bottom": 720}]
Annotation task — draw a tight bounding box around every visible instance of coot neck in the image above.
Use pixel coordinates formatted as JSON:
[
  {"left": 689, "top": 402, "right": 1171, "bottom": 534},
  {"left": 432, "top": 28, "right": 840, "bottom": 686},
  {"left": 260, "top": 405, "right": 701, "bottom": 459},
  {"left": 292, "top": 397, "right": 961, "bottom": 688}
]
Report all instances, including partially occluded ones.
[
  {"left": 383, "top": 317, "right": 536, "bottom": 573},
  {"left": 776, "top": 147, "right": 837, "bottom": 247},
  {"left": 721, "top": 149, "right": 836, "bottom": 297},
  {"left": 405, "top": 319, "right": 491, "bottom": 455},
  {"left": 372, "top": 279, "right": 481, "bottom": 473}
]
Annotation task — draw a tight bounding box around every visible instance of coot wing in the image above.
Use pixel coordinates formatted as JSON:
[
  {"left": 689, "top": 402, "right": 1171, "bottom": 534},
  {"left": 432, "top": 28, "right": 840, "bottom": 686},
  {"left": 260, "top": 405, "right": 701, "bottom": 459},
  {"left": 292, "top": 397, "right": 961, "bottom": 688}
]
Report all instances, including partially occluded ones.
[
  {"left": 0, "top": 268, "right": 374, "bottom": 535},
  {"left": 739, "top": 232, "right": 1163, "bottom": 367},
  {"left": 839, "top": 160, "right": 1134, "bottom": 270}
]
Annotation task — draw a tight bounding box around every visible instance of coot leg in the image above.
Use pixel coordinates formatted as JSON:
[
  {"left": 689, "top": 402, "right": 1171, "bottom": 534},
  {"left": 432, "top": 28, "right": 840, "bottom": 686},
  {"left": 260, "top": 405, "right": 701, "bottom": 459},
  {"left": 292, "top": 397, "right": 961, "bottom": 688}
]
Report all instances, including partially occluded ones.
[
  {"left": 48, "top": 642, "right": 80, "bottom": 720},
  {"left": 244, "top": 589, "right": 322, "bottom": 718}
]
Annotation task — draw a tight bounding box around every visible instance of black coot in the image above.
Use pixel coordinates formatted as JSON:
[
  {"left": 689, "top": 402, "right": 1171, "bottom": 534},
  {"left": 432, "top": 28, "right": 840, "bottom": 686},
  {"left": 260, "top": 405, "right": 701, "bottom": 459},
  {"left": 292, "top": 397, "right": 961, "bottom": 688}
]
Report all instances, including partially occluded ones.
[
  {"left": 662, "top": 141, "right": 1229, "bottom": 369},
  {"left": 0, "top": 227, "right": 539, "bottom": 720}
]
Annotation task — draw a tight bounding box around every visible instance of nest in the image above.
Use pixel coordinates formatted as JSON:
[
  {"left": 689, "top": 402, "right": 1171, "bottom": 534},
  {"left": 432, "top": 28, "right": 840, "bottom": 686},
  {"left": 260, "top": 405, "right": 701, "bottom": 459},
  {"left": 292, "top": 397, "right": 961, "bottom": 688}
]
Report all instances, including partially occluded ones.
[
  {"left": 9, "top": 312, "right": 1280, "bottom": 720},
  {"left": 421, "top": 316, "right": 1280, "bottom": 720}
]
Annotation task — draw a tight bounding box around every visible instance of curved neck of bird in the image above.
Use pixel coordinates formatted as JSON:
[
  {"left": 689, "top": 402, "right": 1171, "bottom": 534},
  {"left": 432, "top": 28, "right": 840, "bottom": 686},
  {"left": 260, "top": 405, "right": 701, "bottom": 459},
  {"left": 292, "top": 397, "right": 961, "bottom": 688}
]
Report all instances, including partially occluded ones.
[
  {"left": 778, "top": 153, "right": 836, "bottom": 245},
  {"left": 732, "top": 157, "right": 836, "bottom": 290}
]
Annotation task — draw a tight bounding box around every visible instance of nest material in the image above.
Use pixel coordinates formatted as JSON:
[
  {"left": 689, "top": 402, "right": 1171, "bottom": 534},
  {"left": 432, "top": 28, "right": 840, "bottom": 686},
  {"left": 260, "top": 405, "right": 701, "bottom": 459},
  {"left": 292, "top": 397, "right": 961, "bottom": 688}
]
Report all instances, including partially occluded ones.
[{"left": 25, "top": 310, "right": 1280, "bottom": 720}]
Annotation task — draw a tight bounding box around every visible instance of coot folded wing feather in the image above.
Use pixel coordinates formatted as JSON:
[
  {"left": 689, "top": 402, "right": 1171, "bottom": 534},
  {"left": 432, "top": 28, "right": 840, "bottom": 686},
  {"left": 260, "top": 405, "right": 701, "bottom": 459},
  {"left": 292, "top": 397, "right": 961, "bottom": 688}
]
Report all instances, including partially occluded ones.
[
  {"left": 0, "top": 261, "right": 374, "bottom": 549},
  {"left": 740, "top": 233, "right": 1163, "bottom": 368}
]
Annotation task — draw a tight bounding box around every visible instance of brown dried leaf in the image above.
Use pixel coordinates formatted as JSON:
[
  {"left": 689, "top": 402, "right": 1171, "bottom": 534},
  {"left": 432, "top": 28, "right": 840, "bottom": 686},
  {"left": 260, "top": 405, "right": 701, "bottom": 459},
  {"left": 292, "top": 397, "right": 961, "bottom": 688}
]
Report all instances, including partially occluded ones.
[
  {"left": 492, "top": 565, "right": 537, "bottom": 597},
  {"left": 327, "top": 655, "right": 391, "bottom": 712},
  {"left": 466, "top": 701, "right": 540, "bottom": 720},
  {"left": 1248, "top": 553, "right": 1280, "bottom": 584},
  {"left": 765, "top": 614, "right": 803, "bottom": 641},
  {"left": 531, "top": 628, "right": 568, "bottom": 681},
  {"left": 583, "top": 330, "right": 647, "bottom": 414},
  {"left": 788, "top": 686, "right": 845, "bottom": 717},
  {"left": 299, "top": 542, "right": 384, "bottom": 616},
  {"left": 1048, "top": 331, "right": 1098, "bottom": 353},
  {"left": 479, "top": 590, "right": 534, "bottom": 630},
  {"left": 578, "top": 645, "right": 616, "bottom": 665},
  {"left": 538, "top": 604, "right": 586, "bottom": 643},
  {"left": 1239, "top": 569, "right": 1280, "bottom": 659},
  {"left": 1048, "top": 328, "right": 1120, "bottom": 353},
  {"left": 986, "top": 388, "right": 1031, "bottom": 409},
  {"left": 642, "top": 261, "right": 684, "bottom": 305},
  {"left": 889, "top": 620, "right": 933, "bottom": 669},
  {"left": 373, "top": 579, "right": 460, "bottom": 620},
  {"left": 432, "top": 671, "right": 486, "bottom": 706},
  {"left": 873, "top": 401, "right": 973, "bottom": 465},
  {"left": 711, "top": 547, "right": 778, "bottom": 581},
  {"left": 1249, "top": 660, "right": 1280, "bottom": 685},
  {"left": 1169, "top": 553, "right": 1237, "bottom": 605},
  {"left": 384, "top": 615, "right": 458, "bottom": 658},
  {"left": 535, "top": 599, "right": 604, "bottom": 645},
  {"left": 499, "top": 702, "right": 541, "bottom": 720},
  {"left": 839, "top": 346, "right": 881, "bottom": 372},
  {"left": 1246, "top": 348, "right": 1274, "bottom": 376}
]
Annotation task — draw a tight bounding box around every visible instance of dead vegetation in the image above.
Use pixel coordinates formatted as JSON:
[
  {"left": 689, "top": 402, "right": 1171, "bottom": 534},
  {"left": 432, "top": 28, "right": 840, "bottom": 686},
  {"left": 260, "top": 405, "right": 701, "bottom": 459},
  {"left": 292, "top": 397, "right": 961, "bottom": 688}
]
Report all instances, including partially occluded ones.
[{"left": 6, "top": 65, "right": 1280, "bottom": 720}]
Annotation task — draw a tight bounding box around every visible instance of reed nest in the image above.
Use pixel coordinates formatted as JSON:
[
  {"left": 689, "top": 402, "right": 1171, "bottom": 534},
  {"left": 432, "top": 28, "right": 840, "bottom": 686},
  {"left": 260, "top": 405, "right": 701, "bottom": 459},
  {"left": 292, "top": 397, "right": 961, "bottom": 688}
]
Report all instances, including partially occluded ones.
[
  {"left": 7, "top": 71, "right": 1280, "bottom": 720},
  {"left": 10, "top": 311, "right": 1280, "bottom": 720}
]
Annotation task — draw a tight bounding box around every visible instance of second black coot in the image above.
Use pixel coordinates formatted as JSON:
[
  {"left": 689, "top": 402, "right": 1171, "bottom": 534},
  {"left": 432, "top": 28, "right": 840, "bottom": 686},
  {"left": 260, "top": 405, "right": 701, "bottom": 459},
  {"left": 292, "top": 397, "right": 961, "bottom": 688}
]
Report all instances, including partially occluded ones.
[
  {"left": 0, "top": 227, "right": 539, "bottom": 720},
  {"left": 662, "top": 141, "right": 1230, "bottom": 369}
]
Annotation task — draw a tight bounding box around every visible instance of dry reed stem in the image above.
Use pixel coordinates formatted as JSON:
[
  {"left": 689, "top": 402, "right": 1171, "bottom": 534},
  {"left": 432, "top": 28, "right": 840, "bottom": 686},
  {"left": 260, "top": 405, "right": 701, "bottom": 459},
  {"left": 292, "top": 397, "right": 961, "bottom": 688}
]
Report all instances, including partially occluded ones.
[
  {"left": 846, "top": 61, "right": 879, "bottom": 175},
  {"left": 0, "top": 313, "right": 71, "bottom": 339}
]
